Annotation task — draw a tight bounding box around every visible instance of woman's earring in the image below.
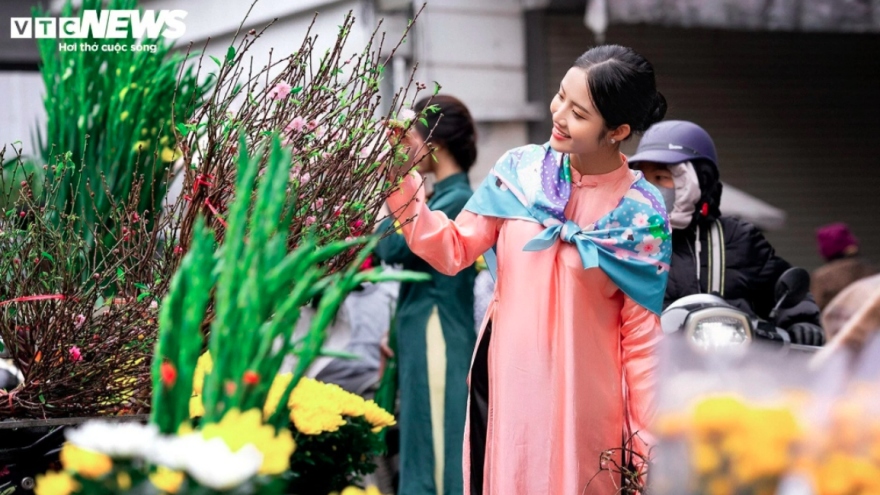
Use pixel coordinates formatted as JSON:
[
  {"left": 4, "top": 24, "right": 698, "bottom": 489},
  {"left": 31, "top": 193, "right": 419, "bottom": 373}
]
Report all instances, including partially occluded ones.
[{"left": 610, "top": 138, "right": 616, "bottom": 144}]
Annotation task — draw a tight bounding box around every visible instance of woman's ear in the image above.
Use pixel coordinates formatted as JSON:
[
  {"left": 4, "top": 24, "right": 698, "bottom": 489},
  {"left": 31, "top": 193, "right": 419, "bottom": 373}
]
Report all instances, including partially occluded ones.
[{"left": 608, "top": 124, "right": 631, "bottom": 144}]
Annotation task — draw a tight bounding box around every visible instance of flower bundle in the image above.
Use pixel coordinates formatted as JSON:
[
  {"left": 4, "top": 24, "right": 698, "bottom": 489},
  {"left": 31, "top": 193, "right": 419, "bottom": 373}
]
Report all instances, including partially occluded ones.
[
  {"left": 34, "top": 0, "right": 209, "bottom": 249},
  {"left": 171, "top": 5, "right": 434, "bottom": 273},
  {"left": 0, "top": 0, "right": 209, "bottom": 418},
  {"left": 1, "top": 0, "right": 429, "bottom": 421},
  {"left": 191, "top": 355, "right": 396, "bottom": 493},
  {"left": 655, "top": 394, "right": 802, "bottom": 495},
  {"left": 34, "top": 135, "right": 424, "bottom": 494},
  {"left": 0, "top": 149, "right": 172, "bottom": 418}
]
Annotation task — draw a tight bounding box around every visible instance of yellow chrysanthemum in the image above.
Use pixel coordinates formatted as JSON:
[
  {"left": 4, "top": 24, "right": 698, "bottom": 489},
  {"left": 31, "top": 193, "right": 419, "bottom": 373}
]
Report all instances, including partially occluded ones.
[
  {"left": 60, "top": 443, "right": 112, "bottom": 479},
  {"left": 199, "top": 369, "right": 395, "bottom": 437},
  {"left": 691, "top": 440, "right": 721, "bottom": 475},
  {"left": 691, "top": 395, "right": 749, "bottom": 436},
  {"left": 201, "top": 408, "right": 296, "bottom": 475},
  {"left": 190, "top": 394, "right": 205, "bottom": 418},
  {"left": 335, "top": 486, "right": 384, "bottom": 495},
  {"left": 364, "top": 400, "right": 396, "bottom": 432},
  {"left": 120, "top": 111, "right": 130, "bottom": 122},
  {"left": 119, "top": 86, "right": 129, "bottom": 101},
  {"left": 193, "top": 352, "right": 213, "bottom": 395},
  {"left": 263, "top": 372, "right": 293, "bottom": 419},
  {"left": 161, "top": 146, "right": 182, "bottom": 163},
  {"left": 34, "top": 471, "right": 79, "bottom": 495},
  {"left": 292, "top": 405, "right": 347, "bottom": 435},
  {"left": 677, "top": 395, "right": 802, "bottom": 489},
  {"left": 116, "top": 472, "right": 131, "bottom": 490},
  {"left": 149, "top": 466, "right": 185, "bottom": 494},
  {"left": 282, "top": 377, "right": 396, "bottom": 435},
  {"left": 704, "top": 475, "right": 734, "bottom": 495}
]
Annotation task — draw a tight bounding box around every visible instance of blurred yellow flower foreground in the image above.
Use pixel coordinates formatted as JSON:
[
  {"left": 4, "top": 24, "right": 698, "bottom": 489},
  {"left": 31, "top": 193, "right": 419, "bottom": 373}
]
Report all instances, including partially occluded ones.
[{"left": 656, "top": 389, "right": 880, "bottom": 495}]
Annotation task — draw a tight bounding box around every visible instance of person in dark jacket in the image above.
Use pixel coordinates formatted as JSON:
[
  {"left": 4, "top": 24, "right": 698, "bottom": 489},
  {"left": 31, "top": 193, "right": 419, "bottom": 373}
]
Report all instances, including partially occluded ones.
[
  {"left": 628, "top": 120, "right": 825, "bottom": 345},
  {"left": 375, "top": 95, "right": 477, "bottom": 495}
]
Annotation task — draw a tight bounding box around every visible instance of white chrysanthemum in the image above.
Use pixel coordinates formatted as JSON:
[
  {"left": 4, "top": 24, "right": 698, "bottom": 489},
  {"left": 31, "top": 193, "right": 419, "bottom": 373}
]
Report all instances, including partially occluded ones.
[
  {"left": 65, "top": 421, "right": 159, "bottom": 458},
  {"left": 143, "top": 434, "right": 195, "bottom": 470},
  {"left": 145, "top": 433, "right": 262, "bottom": 490},
  {"left": 181, "top": 437, "right": 263, "bottom": 490}
]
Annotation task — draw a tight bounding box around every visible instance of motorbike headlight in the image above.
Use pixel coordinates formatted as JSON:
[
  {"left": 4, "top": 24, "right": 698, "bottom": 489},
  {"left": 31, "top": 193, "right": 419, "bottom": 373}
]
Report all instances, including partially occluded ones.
[{"left": 685, "top": 308, "right": 753, "bottom": 351}]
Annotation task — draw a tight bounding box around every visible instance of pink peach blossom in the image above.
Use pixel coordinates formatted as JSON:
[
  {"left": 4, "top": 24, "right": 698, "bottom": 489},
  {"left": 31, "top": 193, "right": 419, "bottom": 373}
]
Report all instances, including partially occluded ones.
[
  {"left": 285, "top": 116, "right": 306, "bottom": 134},
  {"left": 69, "top": 346, "right": 83, "bottom": 362},
  {"left": 268, "top": 81, "right": 292, "bottom": 100}
]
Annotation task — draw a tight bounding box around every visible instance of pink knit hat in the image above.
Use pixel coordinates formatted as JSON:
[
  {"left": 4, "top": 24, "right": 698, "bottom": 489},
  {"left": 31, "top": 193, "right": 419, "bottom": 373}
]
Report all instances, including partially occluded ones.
[{"left": 816, "top": 223, "right": 858, "bottom": 261}]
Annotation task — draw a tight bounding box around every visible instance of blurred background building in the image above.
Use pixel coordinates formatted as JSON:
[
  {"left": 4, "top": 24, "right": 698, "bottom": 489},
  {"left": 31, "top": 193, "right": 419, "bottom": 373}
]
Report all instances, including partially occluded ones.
[{"left": 2, "top": 0, "right": 878, "bottom": 269}]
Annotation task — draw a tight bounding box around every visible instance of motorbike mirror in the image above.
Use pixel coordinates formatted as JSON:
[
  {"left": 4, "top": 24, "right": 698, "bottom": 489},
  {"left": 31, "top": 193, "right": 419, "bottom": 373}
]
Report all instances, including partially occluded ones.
[{"left": 775, "top": 267, "right": 811, "bottom": 309}]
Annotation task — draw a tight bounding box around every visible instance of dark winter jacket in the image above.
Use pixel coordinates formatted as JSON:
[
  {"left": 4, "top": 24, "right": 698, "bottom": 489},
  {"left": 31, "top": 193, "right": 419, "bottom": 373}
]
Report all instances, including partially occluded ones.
[{"left": 665, "top": 218, "right": 821, "bottom": 330}]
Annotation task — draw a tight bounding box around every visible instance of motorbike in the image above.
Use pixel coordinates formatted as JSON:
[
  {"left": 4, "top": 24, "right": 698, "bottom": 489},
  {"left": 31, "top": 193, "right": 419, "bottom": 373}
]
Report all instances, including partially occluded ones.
[{"left": 660, "top": 267, "right": 820, "bottom": 354}]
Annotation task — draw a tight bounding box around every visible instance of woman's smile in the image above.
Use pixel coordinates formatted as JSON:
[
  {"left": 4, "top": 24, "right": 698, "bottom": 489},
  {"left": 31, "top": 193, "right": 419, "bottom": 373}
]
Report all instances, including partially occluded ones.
[{"left": 551, "top": 124, "right": 570, "bottom": 141}]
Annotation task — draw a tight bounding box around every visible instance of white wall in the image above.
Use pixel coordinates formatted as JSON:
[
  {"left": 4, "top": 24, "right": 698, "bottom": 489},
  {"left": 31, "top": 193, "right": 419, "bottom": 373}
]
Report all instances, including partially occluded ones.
[
  {"left": 6, "top": 0, "right": 539, "bottom": 185},
  {"left": 138, "top": 0, "right": 378, "bottom": 84},
  {"left": 410, "top": 0, "right": 539, "bottom": 183},
  {"left": 0, "top": 72, "right": 45, "bottom": 160}
]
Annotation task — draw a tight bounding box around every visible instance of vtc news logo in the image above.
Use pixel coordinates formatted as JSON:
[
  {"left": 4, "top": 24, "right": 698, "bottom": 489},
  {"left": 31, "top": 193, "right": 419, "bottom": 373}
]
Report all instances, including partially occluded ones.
[{"left": 11, "top": 10, "right": 187, "bottom": 39}]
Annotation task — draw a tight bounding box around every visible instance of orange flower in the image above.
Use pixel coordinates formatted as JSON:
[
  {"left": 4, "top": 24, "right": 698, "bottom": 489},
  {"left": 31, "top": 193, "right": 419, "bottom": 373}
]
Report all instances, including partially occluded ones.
[
  {"left": 243, "top": 371, "right": 260, "bottom": 386},
  {"left": 161, "top": 362, "right": 177, "bottom": 387}
]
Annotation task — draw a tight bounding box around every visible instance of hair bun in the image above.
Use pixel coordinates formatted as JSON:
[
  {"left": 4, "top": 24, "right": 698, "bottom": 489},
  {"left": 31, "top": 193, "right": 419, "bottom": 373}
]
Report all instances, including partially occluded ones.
[{"left": 645, "top": 91, "right": 668, "bottom": 130}]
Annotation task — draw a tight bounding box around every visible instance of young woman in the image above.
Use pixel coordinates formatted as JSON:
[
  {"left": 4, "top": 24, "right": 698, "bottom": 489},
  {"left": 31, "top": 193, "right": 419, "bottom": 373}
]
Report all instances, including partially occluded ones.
[
  {"left": 384, "top": 46, "right": 671, "bottom": 494},
  {"left": 375, "top": 95, "right": 478, "bottom": 495}
]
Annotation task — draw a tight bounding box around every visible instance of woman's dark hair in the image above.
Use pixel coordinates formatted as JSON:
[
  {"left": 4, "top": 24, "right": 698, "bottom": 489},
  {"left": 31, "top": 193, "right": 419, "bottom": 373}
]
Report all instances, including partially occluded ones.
[
  {"left": 573, "top": 45, "right": 667, "bottom": 139},
  {"left": 412, "top": 94, "right": 478, "bottom": 173}
]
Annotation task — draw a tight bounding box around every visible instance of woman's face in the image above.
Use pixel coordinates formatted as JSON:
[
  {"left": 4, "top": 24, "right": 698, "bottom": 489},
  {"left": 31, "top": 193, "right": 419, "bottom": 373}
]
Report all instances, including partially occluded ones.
[
  {"left": 549, "top": 68, "right": 608, "bottom": 155},
  {"left": 637, "top": 162, "right": 675, "bottom": 189},
  {"left": 403, "top": 130, "right": 433, "bottom": 174}
]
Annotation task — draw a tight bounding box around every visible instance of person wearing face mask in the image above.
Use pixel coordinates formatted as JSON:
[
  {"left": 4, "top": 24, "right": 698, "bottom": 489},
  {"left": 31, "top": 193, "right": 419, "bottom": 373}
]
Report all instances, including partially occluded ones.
[{"left": 628, "top": 120, "right": 825, "bottom": 346}]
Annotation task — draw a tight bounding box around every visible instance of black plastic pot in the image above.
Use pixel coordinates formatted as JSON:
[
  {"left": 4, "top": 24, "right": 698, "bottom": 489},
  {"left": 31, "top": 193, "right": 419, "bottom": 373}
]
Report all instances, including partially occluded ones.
[{"left": 0, "top": 415, "right": 147, "bottom": 494}]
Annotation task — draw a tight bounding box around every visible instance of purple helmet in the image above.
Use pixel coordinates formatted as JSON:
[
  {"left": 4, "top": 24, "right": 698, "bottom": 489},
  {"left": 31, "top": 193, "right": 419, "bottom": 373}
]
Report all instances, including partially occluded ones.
[{"left": 628, "top": 120, "right": 718, "bottom": 168}]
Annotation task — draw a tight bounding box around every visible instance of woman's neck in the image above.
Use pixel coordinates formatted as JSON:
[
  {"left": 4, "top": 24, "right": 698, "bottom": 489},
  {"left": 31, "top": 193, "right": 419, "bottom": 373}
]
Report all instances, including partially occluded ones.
[
  {"left": 569, "top": 148, "right": 623, "bottom": 176},
  {"left": 431, "top": 147, "right": 464, "bottom": 183}
]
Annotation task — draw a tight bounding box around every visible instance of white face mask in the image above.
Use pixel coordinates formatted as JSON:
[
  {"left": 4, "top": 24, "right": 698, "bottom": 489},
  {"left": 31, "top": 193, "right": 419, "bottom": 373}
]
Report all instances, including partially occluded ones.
[{"left": 657, "top": 185, "right": 675, "bottom": 214}]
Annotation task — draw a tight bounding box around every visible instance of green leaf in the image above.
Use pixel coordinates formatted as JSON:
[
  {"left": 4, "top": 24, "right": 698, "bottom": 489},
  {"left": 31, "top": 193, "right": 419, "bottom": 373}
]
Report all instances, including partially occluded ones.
[
  {"left": 116, "top": 267, "right": 125, "bottom": 282},
  {"left": 176, "top": 122, "right": 189, "bottom": 136},
  {"left": 316, "top": 349, "right": 361, "bottom": 360},
  {"left": 39, "top": 252, "right": 55, "bottom": 264},
  {"left": 225, "top": 45, "right": 236, "bottom": 62},
  {"left": 137, "top": 292, "right": 152, "bottom": 302},
  {"left": 291, "top": 86, "right": 303, "bottom": 95},
  {"left": 433, "top": 81, "right": 441, "bottom": 95},
  {"left": 39, "top": 394, "right": 46, "bottom": 404},
  {"left": 419, "top": 117, "right": 428, "bottom": 127},
  {"left": 210, "top": 55, "right": 222, "bottom": 68},
  {"left": 133, "top": 283, "right": 149, "bottom": 290}
]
